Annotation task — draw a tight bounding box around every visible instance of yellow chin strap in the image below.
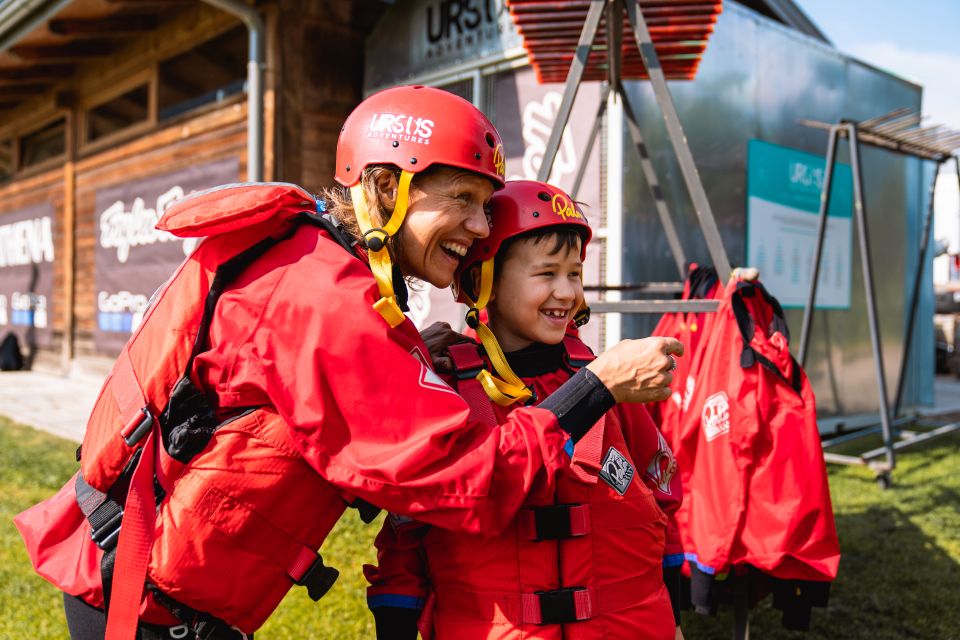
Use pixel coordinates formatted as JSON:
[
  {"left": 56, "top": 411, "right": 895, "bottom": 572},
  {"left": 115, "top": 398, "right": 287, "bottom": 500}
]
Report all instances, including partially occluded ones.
[
  {"left": 351, "top": 170, "right": 414, "bottom": 328},
  {"left": 464, "top": 258, "right": 534, "bottom": 407}
]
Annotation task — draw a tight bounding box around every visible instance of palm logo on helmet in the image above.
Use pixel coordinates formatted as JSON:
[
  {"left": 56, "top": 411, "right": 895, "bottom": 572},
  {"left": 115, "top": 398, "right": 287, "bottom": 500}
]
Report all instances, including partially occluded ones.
[
  {"left": 453, "top": 180, "right": 592, "bottom": 406},
  {"left": 335, "top": 85, "right": 506, "bottom": 327}
]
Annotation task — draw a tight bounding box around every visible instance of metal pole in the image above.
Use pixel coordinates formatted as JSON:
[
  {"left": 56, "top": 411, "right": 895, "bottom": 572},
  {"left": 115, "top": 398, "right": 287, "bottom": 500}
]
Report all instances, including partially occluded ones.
[
  {"left": 799, "top": 125, "right": 840, "bottom": 367},
  {"left": 893, "top": 158, "right": 944, "bottom": 416},
  {"left": 625, "top": 0, "right": 731, "bottom": 282},
  {"left": 537, "top": 0, "right": 605, "bottom": 182},
  {"left": 571, "top": 84, "right": 609, "bottom": 200},
  {"left": 620, "top": 84, "right": 687, "bottom": 277},
  {"left": 848, "top": 124, "right": 896, "bottom": 472},
  {"left": 199, "top": 0, "right": 265, "bottom": 182}
]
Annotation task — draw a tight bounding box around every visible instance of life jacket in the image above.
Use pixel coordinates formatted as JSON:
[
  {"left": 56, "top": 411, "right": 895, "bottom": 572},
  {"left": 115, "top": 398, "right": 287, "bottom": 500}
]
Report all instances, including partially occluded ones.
[
  {"left": 15, "top": 183, "right": 363, "bottom": 638},
  {"left": 413, "top": 336, "right": 674, "bottom": 640},
  {"left": 679, "top": 277, "right": 840, "bottom": 630}
]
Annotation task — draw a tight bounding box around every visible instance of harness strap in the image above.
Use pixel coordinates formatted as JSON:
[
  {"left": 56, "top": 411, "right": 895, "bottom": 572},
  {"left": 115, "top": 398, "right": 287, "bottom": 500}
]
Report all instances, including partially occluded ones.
[
  {"left": 447, "top": 343, "right": 498, "bottom": 427},
  {"left": 515, "top": 504, "right": 591, "bottom": 541},
  {"left": 436, "top": 566, "right": 664, "bottom": 626},
  {"left": 562, "top": 335, "right": 595, "bottom": 370},
  {"left": 104, "top": 430, "right": 159, "bottom": 640}
]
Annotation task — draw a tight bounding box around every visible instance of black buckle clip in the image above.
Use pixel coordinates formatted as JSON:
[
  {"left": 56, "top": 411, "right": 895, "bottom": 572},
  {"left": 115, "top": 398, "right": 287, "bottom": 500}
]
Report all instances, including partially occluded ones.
[
  {"left": 90, "top": 504, "right": 123, "bottom": 551},
  {"left": 535, "top": 587, "right": 588, "bottom": 625},
  {"left": 122, "top": 408, "right": 154, "bottom": 447},
  {"left": 363, "top": 228, "right": 388, "bottom": 252},
  {"left": 532, "top": 504, "right": 577, "bottom": 541},
  {"left": 295, "top": 556, "right": 340, "bottom": 602}
]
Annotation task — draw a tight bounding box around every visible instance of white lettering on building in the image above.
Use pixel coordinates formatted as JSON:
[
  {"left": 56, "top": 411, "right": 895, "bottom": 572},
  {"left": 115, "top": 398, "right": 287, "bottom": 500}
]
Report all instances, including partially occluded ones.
[
  {"left": 99, "top": 185, "right": 187, "bottom": 263},
  {"left": 0, "top": 216, "right": 55, "bottom": 267}
]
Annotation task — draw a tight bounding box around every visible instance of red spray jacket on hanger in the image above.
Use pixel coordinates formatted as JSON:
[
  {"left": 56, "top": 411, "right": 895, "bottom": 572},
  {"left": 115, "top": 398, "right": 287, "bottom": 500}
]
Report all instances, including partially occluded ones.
[{"left": 680, "top": 277, "right": 840, "bottom": 629}]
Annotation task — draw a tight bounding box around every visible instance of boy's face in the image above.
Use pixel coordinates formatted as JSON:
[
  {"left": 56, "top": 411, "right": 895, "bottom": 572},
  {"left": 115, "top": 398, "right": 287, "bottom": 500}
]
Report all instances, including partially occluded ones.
[{"left": 486, "top": 235, "right": 584, "bottom": 352}]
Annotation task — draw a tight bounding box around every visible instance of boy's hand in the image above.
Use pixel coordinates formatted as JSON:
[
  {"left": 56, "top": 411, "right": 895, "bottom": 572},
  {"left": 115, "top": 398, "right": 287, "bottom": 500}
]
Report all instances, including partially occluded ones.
[
  {"left": 585, "top": 337, "right": 684, "bottom": 403},
  {"left": 420, "top": 321, "right": 472, "bottom": 374}
]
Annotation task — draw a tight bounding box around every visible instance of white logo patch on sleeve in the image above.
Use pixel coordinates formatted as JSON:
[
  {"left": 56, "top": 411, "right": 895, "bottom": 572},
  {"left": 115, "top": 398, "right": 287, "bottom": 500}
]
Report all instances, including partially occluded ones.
[
  {"left": 702, "top": 391, "right": 731, "bottom": 442},
  {"left": 599, "top": 447, "right": 635, "bottom": 496}
]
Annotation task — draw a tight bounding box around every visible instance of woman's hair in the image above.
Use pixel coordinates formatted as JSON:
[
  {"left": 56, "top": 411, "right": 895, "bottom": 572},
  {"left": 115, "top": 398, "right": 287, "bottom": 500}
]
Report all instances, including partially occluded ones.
[{"left": 321, "top": 166, "right": 396, "bottom": 242}]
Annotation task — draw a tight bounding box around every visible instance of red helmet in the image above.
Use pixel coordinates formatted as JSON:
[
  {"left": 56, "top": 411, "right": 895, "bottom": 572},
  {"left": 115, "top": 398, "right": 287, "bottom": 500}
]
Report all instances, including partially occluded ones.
[
  {"left": 335, "top": 85, "right": 506, "bottom": 188},
  {"left": 454, "top": 180, "right": 592, "bottom": 305}
]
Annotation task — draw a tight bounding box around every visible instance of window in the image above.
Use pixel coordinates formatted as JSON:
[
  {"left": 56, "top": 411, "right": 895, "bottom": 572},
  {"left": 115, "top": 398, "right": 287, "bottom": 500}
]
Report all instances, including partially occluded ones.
[
  {"left": 158, "top": 26, "right": 246, "bottom": 121},
  {"left": 436, "top": 80, "right": 473, "bottom": 104},
  {"left": 0, "top": 138, "right": 12, "bottom": 183},
  {"left": 87, "top": 83, "right": 149, "bottom": 142},
  {"left": 19, "top": 118, "right": 65, "bottom": 168}
]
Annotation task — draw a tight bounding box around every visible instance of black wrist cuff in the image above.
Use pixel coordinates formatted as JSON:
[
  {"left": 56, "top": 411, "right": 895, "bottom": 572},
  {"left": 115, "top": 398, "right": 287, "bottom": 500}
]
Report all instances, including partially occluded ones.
[
  {"left": 372, "top": 606, "right": 420, "bottom": 640},
  {"left": 539, "top": 368, "right": 615, "bottom": 442}
]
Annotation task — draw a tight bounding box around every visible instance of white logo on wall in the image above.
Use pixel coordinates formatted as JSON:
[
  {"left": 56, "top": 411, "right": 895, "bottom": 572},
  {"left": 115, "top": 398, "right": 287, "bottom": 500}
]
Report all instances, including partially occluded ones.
[
  {"left": 99, "top": 185, "right": 197, "bottom": 263},
  {"left": 97, "top": 290, "right": 149, "bottom": 334},
  {"left": 0, "top": 292, "right": 47, "bottom": 328},
  {"left": 518, "top": 92, "right": 577, "bottom": 184},
  {"left": 0, "top": 216, "right": 55, "bottom": 267},
  {"left": 702, "top": 391, "right": 731, "bottom": 442}
]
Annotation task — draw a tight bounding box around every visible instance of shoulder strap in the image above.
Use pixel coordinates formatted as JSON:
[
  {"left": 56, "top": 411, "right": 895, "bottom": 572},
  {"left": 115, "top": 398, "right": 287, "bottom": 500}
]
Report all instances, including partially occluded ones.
[
  {"left": 448, "top": 342, "right": 499, "bottom": 427},
  {"left": 563, "top": 335, "right": 596, "bottom": 370}
]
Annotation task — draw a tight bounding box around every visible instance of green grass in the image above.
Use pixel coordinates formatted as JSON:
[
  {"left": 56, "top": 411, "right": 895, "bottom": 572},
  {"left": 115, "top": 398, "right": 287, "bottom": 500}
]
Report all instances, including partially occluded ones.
[{"left": 1, "top": 415, "right": 958, "bottom": 639}]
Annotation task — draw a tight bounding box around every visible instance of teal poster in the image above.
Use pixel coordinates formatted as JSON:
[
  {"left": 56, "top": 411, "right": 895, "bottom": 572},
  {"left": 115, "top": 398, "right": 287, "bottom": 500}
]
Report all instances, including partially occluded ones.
[{"left": 747, "top": 139, "right": 853, "bottom": 309}]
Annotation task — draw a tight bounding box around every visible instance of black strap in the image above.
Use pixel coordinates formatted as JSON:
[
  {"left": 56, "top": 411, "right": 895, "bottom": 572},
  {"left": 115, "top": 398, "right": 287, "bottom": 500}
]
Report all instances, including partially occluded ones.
[
  {"left": 149, "top": 587, "right": 251, "bottom": 640},
  {"left": 730, "top": 282, "right": 803, "bottom": 395},
  {"left": 535, "top": 587, "right": 587, "bottom": 625},
  {"left": 530, "top": 504, "right": 582, "bottom": 540}
]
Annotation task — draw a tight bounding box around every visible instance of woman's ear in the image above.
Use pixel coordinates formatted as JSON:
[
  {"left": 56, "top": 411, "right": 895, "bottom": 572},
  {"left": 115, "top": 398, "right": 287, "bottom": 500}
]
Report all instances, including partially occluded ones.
[{"left": 372, "top": 169, "right": 399, "bottom": 213}]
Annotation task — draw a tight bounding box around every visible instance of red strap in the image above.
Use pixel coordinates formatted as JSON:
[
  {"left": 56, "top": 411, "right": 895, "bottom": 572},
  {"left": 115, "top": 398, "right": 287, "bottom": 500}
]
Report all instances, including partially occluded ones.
[
  {"left": 447, "top": 342, "right": 485, "bottom": 372},
  {"left": 516, "top": 504, "right": 592, "bottom": 540},
  {"left": 440, "top": 567, "right": 662, "bottom": 626},
  {"left": 111, "top": 348, "right": 149, "bottom": 429},
  {"left": 288, "top": 547, "right": 320, "bottom": 582},
  {"left": 104, "top": 431, "right": 158, "bottom": 640},
  {"left": 570, "top": 414, "right": 605, "bottom": 484},
  {"left": 448, "top": 343, "right": 498, "bottom": 427},
  {"left": 562, "top": 335, "right": 595, "bottom": 368}
]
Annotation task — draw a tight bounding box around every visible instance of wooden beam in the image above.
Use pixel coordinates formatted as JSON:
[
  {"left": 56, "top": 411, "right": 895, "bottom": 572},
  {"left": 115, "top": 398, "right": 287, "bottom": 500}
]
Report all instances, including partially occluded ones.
[
  {"left": 48, "top": 16, "right": 158, "bottom": 37},
  {"left": 0, "top": 65, "right": 73, "bottom": 81},
  {"left": 10, "top": 43, "right": 113, "bottom": 63},
  {"left": 0, "top": 88, "right": 48, "bottom": 101},
  {"left": 0, "top": 80, "right": 51, "bottom": 91},
  {"left": 104, "top": 0, "right": 194, "bottom": 5}
]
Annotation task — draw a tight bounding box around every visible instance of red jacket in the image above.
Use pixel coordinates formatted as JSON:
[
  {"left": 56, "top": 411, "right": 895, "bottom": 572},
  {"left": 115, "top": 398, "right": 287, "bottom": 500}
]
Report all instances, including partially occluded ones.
[
  {"left": 365, "top": 339, "right": 682, "bottom": 640},
  {"left": 678, "top": 277, "right": 839, "bottom": 629}
]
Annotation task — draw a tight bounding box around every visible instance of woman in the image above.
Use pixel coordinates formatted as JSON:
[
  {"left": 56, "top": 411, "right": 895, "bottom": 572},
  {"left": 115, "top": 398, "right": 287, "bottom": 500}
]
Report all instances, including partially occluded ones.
[{"left": 42, "top": 85, "right": 682, "bottom": 639}]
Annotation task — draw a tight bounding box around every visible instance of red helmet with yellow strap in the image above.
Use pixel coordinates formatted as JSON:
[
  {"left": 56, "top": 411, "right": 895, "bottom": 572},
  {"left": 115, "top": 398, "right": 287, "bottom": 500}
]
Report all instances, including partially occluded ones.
[
  {"left": 453, "top": 180, "right": 593, "bottom": 407},
  {"left": 334, "top": 85, "right": 506, "bottom": 327}
]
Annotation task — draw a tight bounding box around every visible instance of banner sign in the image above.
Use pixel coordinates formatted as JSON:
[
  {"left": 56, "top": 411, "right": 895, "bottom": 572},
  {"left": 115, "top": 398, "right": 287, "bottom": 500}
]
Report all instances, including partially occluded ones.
[
  {"left": 93, "top": 157, "right": 239, "bottom": 354},
  {"left": 365, "top": 0, "right": 522, "bottom": 90},
  {"left": 746, "top": 139, "right": 853, "bottom": 309},
  {"left": 0, "top": 202, "right": 55, "bottom": 348}
]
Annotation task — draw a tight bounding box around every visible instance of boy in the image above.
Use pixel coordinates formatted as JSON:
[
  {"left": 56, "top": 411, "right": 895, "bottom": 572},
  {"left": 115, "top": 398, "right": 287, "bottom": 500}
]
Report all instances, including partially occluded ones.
[{"left": 365, "top": 180, "right": 683, "bottom": 640}]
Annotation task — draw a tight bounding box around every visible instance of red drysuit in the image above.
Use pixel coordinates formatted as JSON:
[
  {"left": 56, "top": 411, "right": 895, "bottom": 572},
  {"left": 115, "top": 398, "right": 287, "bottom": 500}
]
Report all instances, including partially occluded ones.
[
  {"left": 365, "top": 338, "right": 682, "bottom": 640},
  {"left": 679, "top": 277, "right": 840, "bottom": 629},
  {"left": 190, "top": 221, "right": 577, "bottom": 535}
]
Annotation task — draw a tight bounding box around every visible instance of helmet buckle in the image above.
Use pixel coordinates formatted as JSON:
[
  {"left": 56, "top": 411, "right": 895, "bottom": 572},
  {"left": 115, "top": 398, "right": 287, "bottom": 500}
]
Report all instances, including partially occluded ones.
[{"left": 363, "top": 228, "right": 388, "bottom": 252}]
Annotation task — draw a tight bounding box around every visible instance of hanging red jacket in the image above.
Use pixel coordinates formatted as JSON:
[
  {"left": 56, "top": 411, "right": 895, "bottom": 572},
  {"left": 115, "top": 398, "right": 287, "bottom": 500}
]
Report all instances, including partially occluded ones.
[
  {"left": 680, "top": 277, "right": 840, "bottom": 629},
  {"left": 365, "top": 338, "right": 682, "bottom": 640}
]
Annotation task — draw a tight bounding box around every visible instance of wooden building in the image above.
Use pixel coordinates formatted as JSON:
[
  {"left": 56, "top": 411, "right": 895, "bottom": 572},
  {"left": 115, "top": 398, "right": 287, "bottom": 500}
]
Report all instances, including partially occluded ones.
[{"left": 0, "top": 0, "right": 385, "bottom": 372}]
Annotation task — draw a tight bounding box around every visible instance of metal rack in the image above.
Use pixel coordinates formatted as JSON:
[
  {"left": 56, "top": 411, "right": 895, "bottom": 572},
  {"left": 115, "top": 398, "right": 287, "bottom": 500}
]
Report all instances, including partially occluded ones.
[
  {"left": 509, "top": 0, "right": 731, "bottom": 315},
  {"left": 798, "top": 109, "right": 960, "bottom": 488}
]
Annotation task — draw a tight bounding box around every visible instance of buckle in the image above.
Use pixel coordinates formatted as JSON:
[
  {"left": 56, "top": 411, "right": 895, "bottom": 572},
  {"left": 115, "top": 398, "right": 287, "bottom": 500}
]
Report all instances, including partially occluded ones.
[
  {"left": 295, "top": 556, "right": 340, "bottom": 601},
  {"left": 533, "top": 505, "right": 573, "bottom": 540},
  {"left": 363, "top": 228, "right": 388, "bottom": 252},
  {"left": 535, "top": 587, "right": 589, "bottom": 625},
  {"left": 89, "top": 502, "right": 123, "bottom": 551},
  {"left": 120, "top": 408, "right": 154, "bottom": 447}
]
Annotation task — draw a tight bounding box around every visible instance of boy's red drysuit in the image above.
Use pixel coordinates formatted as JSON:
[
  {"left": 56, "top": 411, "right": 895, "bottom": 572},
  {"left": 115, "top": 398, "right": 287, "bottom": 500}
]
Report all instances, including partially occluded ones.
[{"left": 365, "top": 337, "right": 683, "bottom": 640}]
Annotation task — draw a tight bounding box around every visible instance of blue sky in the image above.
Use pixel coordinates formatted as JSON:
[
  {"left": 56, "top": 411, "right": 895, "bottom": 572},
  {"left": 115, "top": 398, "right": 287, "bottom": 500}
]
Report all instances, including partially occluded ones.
[{"left": 797, "top": 0, "right": 960, "bottom": 131}]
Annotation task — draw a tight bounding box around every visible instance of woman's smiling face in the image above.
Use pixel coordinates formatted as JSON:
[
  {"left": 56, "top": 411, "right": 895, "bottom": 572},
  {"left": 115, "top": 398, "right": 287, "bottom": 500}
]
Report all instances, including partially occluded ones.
[{"left": 395, "top": 168, "right": 495, "bottom": 287}]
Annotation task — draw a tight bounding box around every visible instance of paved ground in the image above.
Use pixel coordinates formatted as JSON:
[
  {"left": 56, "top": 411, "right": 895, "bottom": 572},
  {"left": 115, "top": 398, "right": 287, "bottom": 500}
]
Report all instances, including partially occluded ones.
[
  {"left": 0, "top": 370, "right": 104, "bottom": 442},
  {"left": 1, "top": 368, "right": 959, "bottom": 444}
]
